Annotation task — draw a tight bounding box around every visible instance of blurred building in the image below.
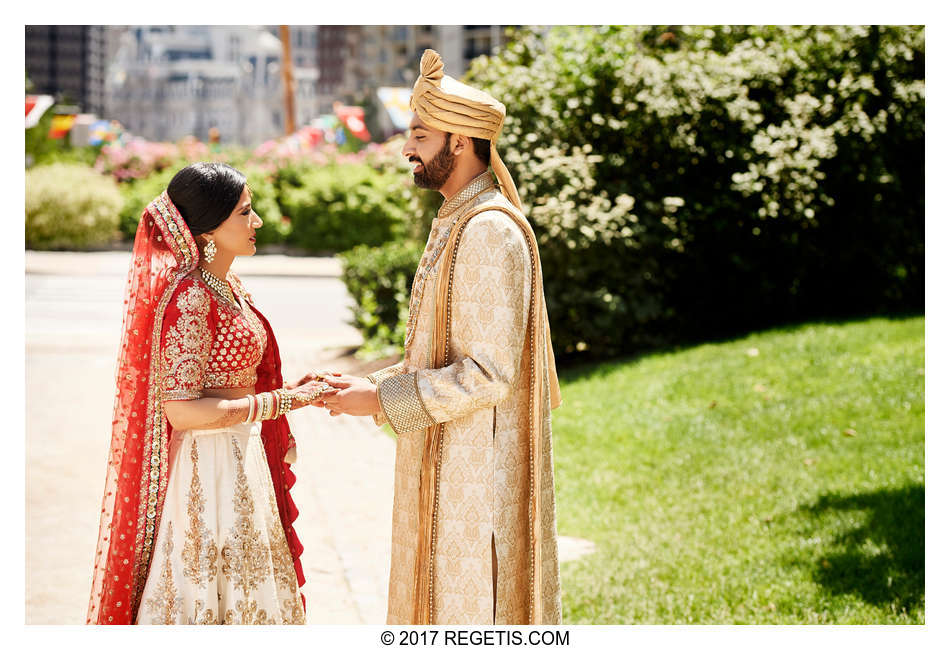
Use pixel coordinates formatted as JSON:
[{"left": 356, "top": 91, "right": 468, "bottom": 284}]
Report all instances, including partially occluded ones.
[
  {"left": 315, "top": 25, "right": 511, "bottom": 114},
  {"left": 25, "top": 25, "right": 119, "bottom": 115},
  {"left": 26, "top": 24, "right": 513, "bottom": 145},
  {"left": 104, "top": 25, "right": 320, "bottom": 146}
]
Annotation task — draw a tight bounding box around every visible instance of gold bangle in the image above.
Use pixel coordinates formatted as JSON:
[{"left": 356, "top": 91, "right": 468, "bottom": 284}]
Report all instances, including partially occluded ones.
[
  {"left": 254, "top": 393, "right": 265, "bottom": 422},
  {"left": 266, "top": 391, "right": 275, "bottom": 420},
  {"left": 275, "top": 388, "right": 293, "bottom": 417},
  {"left": 260, "top": 392, "right": 270, "bottom": 421}
]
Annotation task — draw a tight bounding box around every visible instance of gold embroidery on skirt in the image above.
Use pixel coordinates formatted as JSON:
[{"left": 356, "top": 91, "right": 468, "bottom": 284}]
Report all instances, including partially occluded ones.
[
  {"left": 143, "top": 521, "right": 182, "bottom": 624},
  {"left": 192, "top": 600, "right": 216, "bottom": 624},
  {"left": 220, "top": 436, "right": 270, "bottom": 620},
  {"left": 224, "top": 599, "right": 276, "bottom": 625},
  {"left": 267, "top": 484, "right": 297, "bottom": 593},
  {"left": 282, "top": 598, "right": 306, "bottom": 624},
  {"left": 263, "top": 449, "right": 305, "bottom": 623},
  {"left": 181, "top": 440, "right": 218, "bottom": 586}
]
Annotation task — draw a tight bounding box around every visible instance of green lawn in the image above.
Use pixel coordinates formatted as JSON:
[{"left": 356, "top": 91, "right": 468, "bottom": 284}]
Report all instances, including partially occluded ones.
[{"left": 554, "top": 316, "right": 924, "bottom": 624}]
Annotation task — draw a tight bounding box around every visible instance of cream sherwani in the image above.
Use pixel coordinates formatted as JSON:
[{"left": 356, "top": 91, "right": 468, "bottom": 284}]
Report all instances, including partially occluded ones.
[{"left": 370, "top": 172, "right": 561, "bottom": 624}]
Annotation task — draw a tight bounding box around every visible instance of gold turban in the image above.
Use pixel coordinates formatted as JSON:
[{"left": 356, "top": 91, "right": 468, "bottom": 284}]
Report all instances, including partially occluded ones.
[{"left": 410, "top": 49, "right": 523, "bottom": 212}]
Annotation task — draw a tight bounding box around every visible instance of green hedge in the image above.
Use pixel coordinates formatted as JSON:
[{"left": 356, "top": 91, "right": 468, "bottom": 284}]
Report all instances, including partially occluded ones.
[
  {"left": 278, "top": 163, "right": 415, "bottom": 253},
  {"left": 245, "top": 167, "right": 290, "bottom": 246},
  {"left": 468, "top": 25, "right": 924, "bottom": 360},
  {"left": 338, "top": 239, "right": 425, "bottom": 358},
  {"left": 117, "top": 166, "right": 179, "bottom": 238},
  {"left": 26, "top": 163, "right": 123, "bottom": 249}
]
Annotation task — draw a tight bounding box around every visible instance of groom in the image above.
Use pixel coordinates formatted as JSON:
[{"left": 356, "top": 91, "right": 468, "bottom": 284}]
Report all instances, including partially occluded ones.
[{"left": 318, "top": 49, "right": 562, "bottom": 625}]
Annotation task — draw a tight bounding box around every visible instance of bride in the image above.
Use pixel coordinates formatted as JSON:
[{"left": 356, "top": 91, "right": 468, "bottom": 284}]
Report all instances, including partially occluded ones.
[{"left": 86, "top": 162, "right": 330, "bottom": 624}]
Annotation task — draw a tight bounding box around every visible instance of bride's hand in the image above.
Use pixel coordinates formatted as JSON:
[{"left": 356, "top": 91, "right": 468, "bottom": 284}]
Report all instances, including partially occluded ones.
[{"left": 288, "top": 380, "right": 337, "bottom": 409}]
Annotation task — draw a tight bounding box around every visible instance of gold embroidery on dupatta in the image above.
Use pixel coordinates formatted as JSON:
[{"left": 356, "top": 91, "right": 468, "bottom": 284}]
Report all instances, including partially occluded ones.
[
  {"left": 130, "top": 194, "right": 198, "bottom": 617},
  {"left": 220, "top": 437, "right": 269, "bottom": 614},
  {"left": 143, "top": 521, "right": 182, "bottom": 624},
  {"left": 181, "top": 440, "right": 218, "bottom": 586},
  {"left": 134, "top": 276, "right": 183, "bottom": 615}
]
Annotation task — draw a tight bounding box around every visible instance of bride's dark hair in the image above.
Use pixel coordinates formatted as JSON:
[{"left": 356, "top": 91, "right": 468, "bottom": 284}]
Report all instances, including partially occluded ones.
[{"left": 167, "top": 162, "right": 247, "bottom": 237}]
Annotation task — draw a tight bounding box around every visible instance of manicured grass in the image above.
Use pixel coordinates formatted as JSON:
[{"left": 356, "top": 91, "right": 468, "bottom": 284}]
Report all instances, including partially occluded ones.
[{"left": 553, "top": 317, "right": 924, "bottom": 624}]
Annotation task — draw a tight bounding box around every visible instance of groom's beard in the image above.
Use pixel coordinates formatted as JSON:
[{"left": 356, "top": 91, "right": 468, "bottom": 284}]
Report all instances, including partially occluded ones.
[{"left": 412, "top": 135, "right": 456, "bottom": 190}]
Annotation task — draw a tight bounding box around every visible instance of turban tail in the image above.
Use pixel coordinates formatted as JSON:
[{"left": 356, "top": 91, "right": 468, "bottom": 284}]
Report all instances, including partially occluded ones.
[{"left": 410, "top": 49, "right": 523, "bottom": 212}]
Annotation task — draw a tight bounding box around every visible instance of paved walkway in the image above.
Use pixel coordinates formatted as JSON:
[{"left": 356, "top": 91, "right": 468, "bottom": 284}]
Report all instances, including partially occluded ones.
[
  {"left": 25, "top": 251, "right": 394, "bottom": 624},
  {"left": 25, "top": 250, "right": 592, "bottom": 625}
]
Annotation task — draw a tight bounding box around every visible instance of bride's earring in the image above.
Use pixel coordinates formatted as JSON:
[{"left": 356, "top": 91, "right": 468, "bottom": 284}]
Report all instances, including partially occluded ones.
[{"left": 203, "top": 239, "right": 217, "bottom": 263}]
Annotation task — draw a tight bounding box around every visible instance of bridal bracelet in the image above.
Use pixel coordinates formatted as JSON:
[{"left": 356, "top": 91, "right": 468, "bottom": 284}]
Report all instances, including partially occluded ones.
[{"left": 243, "top": 383, "right": 329, "bottom": 424}]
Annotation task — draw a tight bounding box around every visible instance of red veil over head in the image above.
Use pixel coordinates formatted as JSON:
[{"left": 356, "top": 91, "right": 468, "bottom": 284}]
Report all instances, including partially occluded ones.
[{"left": 87, "top": 192, "right": 304, "bottom": 624}]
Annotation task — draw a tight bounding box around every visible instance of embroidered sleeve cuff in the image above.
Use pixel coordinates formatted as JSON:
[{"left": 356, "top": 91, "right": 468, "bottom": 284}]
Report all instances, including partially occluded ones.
[
  {"left": 367, "top": 372, "right": 385, "bottom": 428},
  {"left": 367, "top": 362, "right": 405, "bottom": 386},
  {"left": 377, "top": 372, "right": 436, "bottom": 436}
]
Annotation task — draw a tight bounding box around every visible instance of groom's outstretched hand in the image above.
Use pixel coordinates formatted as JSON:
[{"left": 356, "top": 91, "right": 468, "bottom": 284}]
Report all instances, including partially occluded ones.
[
  {"left": 284, "top": 370, "right": 341, "bottom": 390},
  {"left": 318, "top": 375, "right": 382, "bottom": 418}
]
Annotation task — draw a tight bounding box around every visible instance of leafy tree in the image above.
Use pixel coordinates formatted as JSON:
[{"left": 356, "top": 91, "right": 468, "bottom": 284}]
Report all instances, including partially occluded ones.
[{"left": 469, "top": 25, "right": 924, "bottom": 359}]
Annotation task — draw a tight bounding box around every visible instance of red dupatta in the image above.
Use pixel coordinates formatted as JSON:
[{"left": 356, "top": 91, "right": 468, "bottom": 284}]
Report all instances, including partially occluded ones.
[{"left": 87, "top": 192, "right": 305, "bottom": 624}]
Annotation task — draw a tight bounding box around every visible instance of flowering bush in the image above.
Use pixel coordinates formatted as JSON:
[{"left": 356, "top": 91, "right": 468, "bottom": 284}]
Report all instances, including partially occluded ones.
[
  {"left": 471, "top": 25, "right": 924, "bottom": 359},
  {"left": 111, "top": 134, "right": 433, "bottom": 253},
  {"left": 95, "top": 137, "right": 180, "bottom": 181}
]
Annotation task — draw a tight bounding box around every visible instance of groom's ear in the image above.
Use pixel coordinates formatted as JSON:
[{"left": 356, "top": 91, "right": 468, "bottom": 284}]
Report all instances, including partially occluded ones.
[{"left": 452, "top": 133, "right": 471, "bottom": 156}]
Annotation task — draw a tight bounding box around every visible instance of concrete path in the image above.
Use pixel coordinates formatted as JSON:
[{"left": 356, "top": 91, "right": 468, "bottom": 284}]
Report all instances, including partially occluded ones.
[
  {"left": 24, "top": 250, "right": 593, "bottom": 625},
  {"left": 25, "top": 251, "right": 395, "bottom": 624}
]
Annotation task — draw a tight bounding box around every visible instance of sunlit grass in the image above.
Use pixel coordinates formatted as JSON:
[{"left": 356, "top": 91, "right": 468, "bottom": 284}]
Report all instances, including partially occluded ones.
[{"left": 554, "top": 316, "right": 924, "bottom": 624}]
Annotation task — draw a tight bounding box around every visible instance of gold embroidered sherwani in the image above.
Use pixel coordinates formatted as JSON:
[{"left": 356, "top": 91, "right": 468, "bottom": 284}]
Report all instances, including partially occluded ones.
[{"left": 370, "top": 172, "right": 561, "bottom": 624}]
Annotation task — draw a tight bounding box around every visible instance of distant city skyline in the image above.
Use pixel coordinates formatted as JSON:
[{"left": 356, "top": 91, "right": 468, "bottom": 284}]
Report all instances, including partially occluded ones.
[{"left": 25, "top": 25, "right": 512, "bottom": 146}]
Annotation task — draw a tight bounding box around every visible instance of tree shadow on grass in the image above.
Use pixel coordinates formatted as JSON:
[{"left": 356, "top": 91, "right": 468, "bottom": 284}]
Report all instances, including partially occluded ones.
[{"left": 792, "top": 484, "right": 923, "bottom": 616}]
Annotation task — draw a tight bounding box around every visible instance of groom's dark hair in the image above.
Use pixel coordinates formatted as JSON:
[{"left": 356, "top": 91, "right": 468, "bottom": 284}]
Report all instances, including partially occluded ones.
[
  {"left": 444, "top": 132, "right": 491, "bottom": 167},
  {"left": 472, "top": 137, "right": 491, "bottom": 166}
]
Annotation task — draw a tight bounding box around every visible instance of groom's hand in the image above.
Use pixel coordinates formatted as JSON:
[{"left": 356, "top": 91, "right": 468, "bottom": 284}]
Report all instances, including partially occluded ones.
[
  {"left": 284, "top": 370, "right": 342, "bottom": 390},
  {"left": 319, "top": 376, "right": 382, "bottom": 417}
]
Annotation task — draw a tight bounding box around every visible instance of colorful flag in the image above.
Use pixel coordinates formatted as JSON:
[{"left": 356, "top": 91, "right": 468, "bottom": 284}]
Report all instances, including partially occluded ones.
[
  {"left": 333, "top": 103, "right": 371, "bottom": 142},
  {"left": 376, "top": 87, "right": 413, "bottom": 131},
  {"left": 48, "top": 113, "right": 77, "bottom": 139},
  {"left": 25, "top": 95, "right": 54, "bottom": 129},
  {"left": 88, "top": 119, "right": 111, "bottom": 145}
]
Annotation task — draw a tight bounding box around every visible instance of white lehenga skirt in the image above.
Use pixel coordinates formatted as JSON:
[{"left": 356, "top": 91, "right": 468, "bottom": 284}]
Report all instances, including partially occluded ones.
[{"left": 136, "top": 422, "right": 305, "bottom": 625}]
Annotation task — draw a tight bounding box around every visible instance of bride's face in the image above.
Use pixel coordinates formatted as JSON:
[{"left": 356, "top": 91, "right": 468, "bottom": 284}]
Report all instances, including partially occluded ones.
[{"left": 205, "top": 185, "right": 262, "bottom": 258}]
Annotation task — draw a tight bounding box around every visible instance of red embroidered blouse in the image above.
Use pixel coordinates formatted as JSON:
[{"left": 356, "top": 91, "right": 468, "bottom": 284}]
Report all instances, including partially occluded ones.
[{"left": 158, "top": 275, "right": 267, "bottom": 401}]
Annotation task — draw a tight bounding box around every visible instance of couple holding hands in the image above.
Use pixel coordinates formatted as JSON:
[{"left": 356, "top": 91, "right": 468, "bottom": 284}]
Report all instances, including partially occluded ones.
[{"left": 87, "top": 50, "right": 561, "bottom": 626}]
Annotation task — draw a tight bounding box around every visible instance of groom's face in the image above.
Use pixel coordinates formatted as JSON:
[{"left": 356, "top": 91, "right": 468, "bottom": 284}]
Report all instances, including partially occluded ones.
[{"left": 403, "top": 114, "right": 457, "bottom": 191}]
